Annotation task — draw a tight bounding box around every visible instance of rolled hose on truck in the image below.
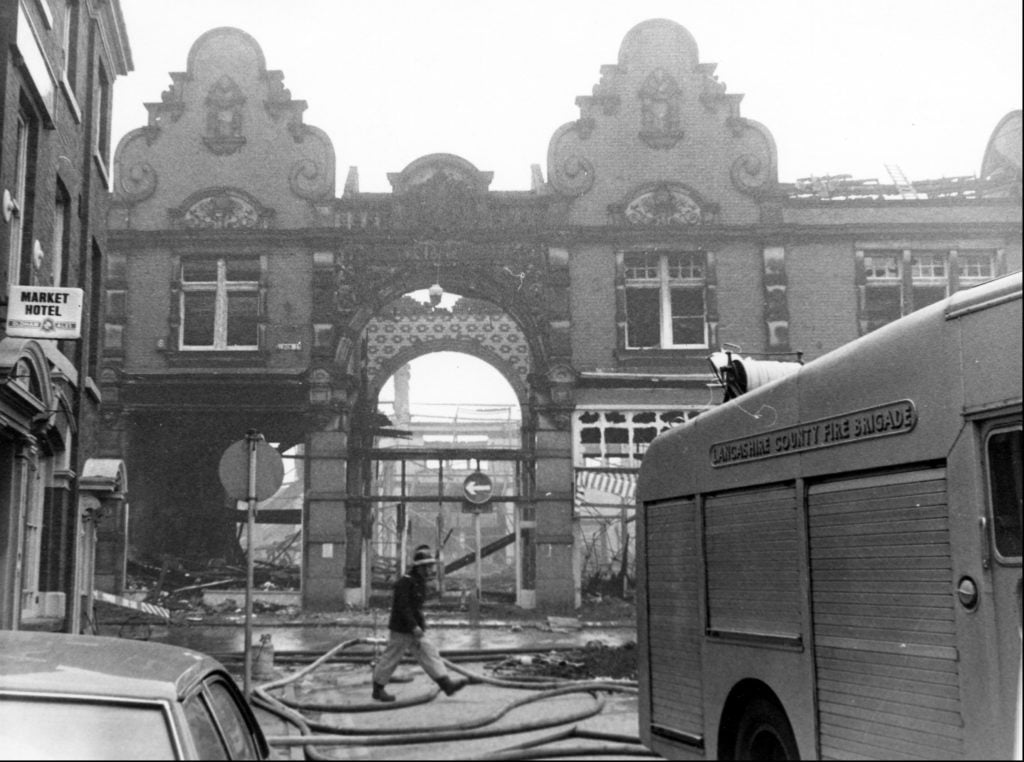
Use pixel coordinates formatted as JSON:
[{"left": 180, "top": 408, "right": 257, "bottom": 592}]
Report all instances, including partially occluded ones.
[{"left": 251, "top": 637, "right": 655, "bottom": 760}]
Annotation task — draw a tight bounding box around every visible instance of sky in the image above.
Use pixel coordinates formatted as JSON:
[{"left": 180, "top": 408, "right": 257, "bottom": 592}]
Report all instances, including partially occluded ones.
[
  {"left": 110, "top": 1, "right": 1022, "bottom": 407},
  {"left": 112, "top": 0, "right": 1023, "bottom": 195}
]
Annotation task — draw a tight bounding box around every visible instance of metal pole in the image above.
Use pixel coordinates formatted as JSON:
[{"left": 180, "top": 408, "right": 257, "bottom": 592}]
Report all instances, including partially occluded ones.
[
  {"left": 474, "top": 508, "right": 482, "bottom": 604},
  {"left": 436, "top": 460, "right": 445, "bottom": 597},
  {"left": 514, "top": 461, "right": 521, "bottom": 607},
  {"left": 399, "top": 460, "right": 407, "bottom": 574},
  {"left": 243, "top": 430, "right": 259, "bottom": 698}
]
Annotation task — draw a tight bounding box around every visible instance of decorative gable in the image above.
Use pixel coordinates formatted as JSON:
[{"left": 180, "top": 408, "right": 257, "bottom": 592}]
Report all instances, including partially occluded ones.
[
  {"left": 546, "top": 19, "right": 777, "bottom": 225},
  {"left": 110, "top": 26, "right": 335, "bottom": 231}
]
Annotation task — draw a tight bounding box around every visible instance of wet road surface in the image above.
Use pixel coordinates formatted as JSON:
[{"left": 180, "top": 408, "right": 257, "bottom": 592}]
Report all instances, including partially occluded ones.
[
  {"left": 147, "top": 620, "right": 637, "bottom": 656},
  {"left": 116, "top": 616, "right": 652, "bottom": 760}
]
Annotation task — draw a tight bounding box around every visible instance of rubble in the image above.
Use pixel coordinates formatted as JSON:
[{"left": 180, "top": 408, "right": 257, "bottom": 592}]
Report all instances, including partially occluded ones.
[
  {"left": 114, "top": 555, "right": 300, "bottom": 624},
  {"left": 488, "top": 641, "right": 637, "bottom": 681}
]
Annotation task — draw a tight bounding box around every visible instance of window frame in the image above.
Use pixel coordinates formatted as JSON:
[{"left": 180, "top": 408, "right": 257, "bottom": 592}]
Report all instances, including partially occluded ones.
[
  {"left": 7, "top": 108, "right": 32, "bottom": 290},
  {"left": 984, "top": 421, "right": 1022, "bottom": 565},
  {"left": 92, "top": 58, "right": 112, "bottom": 186},
  {"left": 623, "top": 250, "right": 709, "bottom": 350},
  {"left": 860, "top": 248, "right": 999, "bottom": 333},
  {"left": 178, "top": 256, "right": 262, "bottom": 351}
]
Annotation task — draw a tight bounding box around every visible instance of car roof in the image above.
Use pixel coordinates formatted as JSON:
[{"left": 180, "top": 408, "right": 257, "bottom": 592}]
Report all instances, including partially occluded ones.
[{"left": 0, "top": 631, "right": 225, "bottom": 702}]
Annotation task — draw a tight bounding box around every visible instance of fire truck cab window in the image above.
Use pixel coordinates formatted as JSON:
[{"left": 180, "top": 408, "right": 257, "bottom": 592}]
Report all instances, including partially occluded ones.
[{"left": 987, "top": 427, "right": 1023, "bottom": 560}]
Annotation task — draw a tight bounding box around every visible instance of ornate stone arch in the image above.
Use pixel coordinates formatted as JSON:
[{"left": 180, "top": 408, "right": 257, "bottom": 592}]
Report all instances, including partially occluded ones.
[
  {"left": 331, "top": 245, "right": 555, "bottom": 384},
  {"left": 367, "top": 338, "right": 529, "bottom": 410},
  {"left": 0, "top": 338, "right": 55, "bottom": 430}
]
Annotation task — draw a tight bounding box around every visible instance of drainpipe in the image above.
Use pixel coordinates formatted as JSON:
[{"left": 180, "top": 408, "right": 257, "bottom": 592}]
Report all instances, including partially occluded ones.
[{"left": 64, "top": 21, "right": 97, "bottom": 635}]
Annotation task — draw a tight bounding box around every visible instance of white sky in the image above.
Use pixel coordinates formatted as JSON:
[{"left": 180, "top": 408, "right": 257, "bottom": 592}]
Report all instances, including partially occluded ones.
[
  {"left": 111, "top": 1, "right": 1022, "bottom": 407},
  {"left": 113, "top": 0, "right": 1022, "bottom": 194}
]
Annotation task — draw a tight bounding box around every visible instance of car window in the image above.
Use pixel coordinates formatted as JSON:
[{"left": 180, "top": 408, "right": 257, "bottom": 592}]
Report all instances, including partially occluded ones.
[
  {"left": 203, "top": 679, "right": 259, "bottom": 759},
  {"left": 0, "top": 695, "right": 176, "bottom": 760},
  {"left": 183, "top": 693, "right": 229, "bottom": 760}
]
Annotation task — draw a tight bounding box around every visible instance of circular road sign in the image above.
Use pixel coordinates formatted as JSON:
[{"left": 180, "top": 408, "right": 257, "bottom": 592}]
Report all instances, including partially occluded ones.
[
  {"left": 218, "top": 438, "right": 285, "bottom": 502},
  {"left": 463, "top": 472, "right": 493, "bottom": 505}
]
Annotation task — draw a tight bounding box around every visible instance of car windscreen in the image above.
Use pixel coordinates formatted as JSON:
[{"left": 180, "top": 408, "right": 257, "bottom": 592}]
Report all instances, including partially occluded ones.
[{"left": 0, "top": 695, "right": 177, "bottom": 760}]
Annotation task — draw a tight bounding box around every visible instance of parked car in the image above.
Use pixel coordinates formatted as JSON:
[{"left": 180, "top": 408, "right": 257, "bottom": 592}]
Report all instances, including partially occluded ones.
[{"left": 0, "top": 630, "right": 269, "bottom": 760}]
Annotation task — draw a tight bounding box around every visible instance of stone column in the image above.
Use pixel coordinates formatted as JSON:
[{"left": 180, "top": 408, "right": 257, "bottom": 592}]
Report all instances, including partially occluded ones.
[
  {"left": 303, "top": 429, "right": 349, "bottom": 610},
  {"left": 532, "top": 412, "right": 575, "bottom": 611}
]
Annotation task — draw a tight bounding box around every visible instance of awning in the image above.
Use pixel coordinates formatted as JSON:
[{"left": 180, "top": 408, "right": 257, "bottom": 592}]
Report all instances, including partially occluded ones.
[
  {"left": 575, "top": 469, "right": 637, "bottom": 504},
  {"left": 92, "top": 590, "right": 169, "bottom": 621}
]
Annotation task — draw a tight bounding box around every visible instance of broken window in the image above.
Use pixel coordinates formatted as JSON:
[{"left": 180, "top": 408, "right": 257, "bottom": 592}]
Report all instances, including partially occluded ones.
[{"left": 624, "top": 251, "right": 708, "bottom": 348}]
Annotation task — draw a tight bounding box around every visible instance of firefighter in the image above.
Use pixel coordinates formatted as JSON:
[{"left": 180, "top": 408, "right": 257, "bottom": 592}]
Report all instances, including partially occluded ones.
[{"left": 371, "top": 545, "right": 468, "bottom": 701}]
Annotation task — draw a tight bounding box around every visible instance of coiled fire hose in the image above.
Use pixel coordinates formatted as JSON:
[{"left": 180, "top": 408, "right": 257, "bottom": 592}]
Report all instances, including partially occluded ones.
[{"left": 253, "top": 636, "right": 653, "bottom": 759}]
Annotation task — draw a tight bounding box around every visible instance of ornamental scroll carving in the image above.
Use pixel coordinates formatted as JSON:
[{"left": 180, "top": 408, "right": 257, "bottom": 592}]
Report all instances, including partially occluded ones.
[
  {"left": 117, "top": 161, "right": 157, "bottom": 203},
  {"left": 547, "top": 122, "right": 596, "bottom": 197},
  {"left": 333, "top": 242, "right": 551, "bottom": 328},
  {"left": 401, "top": 171, "right": 481, "bottom": 230},
  {"left": 290, "top": 158, "right": 331, "bottom": 200},
  {"left": 728, "top": 117, "right": 777, "bottom": 197},
  {"left": 616, "top": 184, "right": 718, "bottom": 226},
  {"left": 172, "top": 190, "right": 273, "bottom": 229}
]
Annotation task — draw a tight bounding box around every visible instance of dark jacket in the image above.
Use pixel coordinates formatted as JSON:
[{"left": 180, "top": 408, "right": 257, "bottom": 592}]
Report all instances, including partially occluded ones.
[{"left": 387, "top": 571, "right": 428, "bottom": 634}]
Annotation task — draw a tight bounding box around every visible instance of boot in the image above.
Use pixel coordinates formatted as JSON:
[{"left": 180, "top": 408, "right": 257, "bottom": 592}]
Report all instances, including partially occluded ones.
[
  {"left": 437, "top": 675, "right": 468, "bottom": 696},
  {"left": 372, "top": 682, "right": 396, "bottom": 702}
]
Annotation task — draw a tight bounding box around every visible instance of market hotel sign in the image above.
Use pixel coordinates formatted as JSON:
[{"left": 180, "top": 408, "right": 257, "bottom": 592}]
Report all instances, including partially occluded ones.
[
  {"left": 710, "top": 400, "right": 918, "bottom": 467},
  {"left": 6, "top": 286, "right": 85, "bottom": 340}
]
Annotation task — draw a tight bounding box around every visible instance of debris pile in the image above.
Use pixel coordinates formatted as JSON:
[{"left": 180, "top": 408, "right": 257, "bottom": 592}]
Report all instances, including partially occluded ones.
[
  {"left": 488, "top": 641, "right": 637, "bottom": 682},
  {"left": 119, "top": 556, "right": 300, "bottom": 619}
]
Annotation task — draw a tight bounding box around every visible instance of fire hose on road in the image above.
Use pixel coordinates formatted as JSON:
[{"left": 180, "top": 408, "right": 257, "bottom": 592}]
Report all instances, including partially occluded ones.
[{"left": 251, "top": 637, "right": 655, "bottom": 760}]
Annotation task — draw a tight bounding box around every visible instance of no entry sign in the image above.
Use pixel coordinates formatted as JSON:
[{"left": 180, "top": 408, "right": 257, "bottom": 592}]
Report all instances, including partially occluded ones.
[{"left": 463, "top": 471, "right": 493, "bottom": 505}]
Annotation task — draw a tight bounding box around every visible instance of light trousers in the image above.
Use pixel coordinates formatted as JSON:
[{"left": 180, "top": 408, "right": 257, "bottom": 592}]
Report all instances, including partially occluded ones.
[{"left": 372, "top": 630, "right": 448, "bottom": 684}]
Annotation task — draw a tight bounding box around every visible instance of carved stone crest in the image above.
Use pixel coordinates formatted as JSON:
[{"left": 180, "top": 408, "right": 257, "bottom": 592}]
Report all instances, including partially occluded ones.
[
  {"left": 615, "top": 184, "right": 717, "bottom": 226},
  {"left": 172, "top": 190, "right": 273, "bottom": 229},
  {"left": 639, "top": 69, "right": 684, "bottom": 149},
  {"left": 203, "top": 76, "right": 247, "bottom": 155}
]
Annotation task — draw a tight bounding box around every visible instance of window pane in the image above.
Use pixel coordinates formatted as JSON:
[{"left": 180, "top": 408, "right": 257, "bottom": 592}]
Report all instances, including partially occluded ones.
[
  {"left": 667, "top": 252, "right": 704, "bottom": 280},
  {"left": 625, "top": 287, "right": 661, "bottom": 348},
  {"left": 204, "top": 680, "right": 258, "bottom": 759},
  {"left": 864, "top": 286, "right": 901, "bottom": 331},
  {"left": 183, "top": 695, "right": 229, "bottom": 760},
  {"left": 182, "top": 260, "right": 218, "bottom": 282},
  {"left": 183, "top": 291, "right": 216, "bottom": 345},
  {"left": 864, "top": 254, "right": 900, "bottom": 280},
  {"left": 959, "top": 253, "right": 994, "bottom": 282},
  {"left": 670, "top": 287, "right": 706, "bottom": 345},
  {"left": 0, "top": 697, "right": 175, "bottom": 760},
  {"left": 910, "top": 253, "right": 946, "bottom": 279},
  {"left": 624, "top": 253, "right": 659, "bottom": 281},
  {"left": 988, "top": 428, "right": 1022, "bottom": 559},
  {"left": 226, "top": 292, "right": 259, "bottom": 346},
  {"left": 225, "top": 257, "right": 260, "bottom": 282}
]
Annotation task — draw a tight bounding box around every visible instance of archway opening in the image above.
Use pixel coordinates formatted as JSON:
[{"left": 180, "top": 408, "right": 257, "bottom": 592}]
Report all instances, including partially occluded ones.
[{"left": 366, "top": 287, "right": 530, "bottom": 605}]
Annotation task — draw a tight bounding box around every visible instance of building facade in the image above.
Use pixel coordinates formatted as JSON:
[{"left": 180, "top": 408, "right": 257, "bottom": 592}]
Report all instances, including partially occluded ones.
[
  {"left": 104, "top": 21, "right": 1021, "bottom": 611},
  {"left": 0, "top": 0, "right": 131, "bottom": 630}
]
